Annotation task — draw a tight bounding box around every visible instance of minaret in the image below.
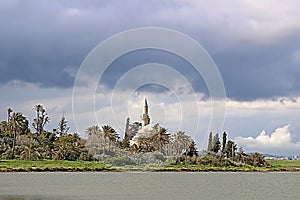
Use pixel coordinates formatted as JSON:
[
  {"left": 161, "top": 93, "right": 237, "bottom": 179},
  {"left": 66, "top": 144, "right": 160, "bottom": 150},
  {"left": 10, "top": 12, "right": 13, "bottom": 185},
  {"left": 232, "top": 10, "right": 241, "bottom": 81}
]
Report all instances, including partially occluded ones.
[{"left": 142, "top": 98, "right": 150, "bottom": 127}]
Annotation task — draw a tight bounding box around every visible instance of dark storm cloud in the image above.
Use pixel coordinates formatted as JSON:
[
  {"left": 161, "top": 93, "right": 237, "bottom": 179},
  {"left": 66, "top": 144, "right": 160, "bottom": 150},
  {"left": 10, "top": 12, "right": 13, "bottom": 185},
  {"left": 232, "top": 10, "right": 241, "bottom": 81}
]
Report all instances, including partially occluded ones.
[
  {"left": 99, "top": 49, "right": 208, "bottom": 95},
  {"left": 0, "top": 0, "right": 300, "bottom": 99},
  {"left": 213, "top": 37, "right": 300, "bottom": 100}
]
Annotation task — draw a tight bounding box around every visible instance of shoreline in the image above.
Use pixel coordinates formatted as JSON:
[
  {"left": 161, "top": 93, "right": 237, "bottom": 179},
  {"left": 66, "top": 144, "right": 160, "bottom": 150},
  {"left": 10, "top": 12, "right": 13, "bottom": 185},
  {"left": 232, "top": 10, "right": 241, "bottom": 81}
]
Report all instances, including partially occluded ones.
[{"left": 1, "top": 159, "right": 299, "bottom": 173}]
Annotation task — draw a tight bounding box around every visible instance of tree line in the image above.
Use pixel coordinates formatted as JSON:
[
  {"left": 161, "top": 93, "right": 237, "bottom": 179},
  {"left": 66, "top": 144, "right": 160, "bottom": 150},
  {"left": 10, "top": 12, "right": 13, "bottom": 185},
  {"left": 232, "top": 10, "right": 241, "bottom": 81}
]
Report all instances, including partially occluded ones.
[
  {"left": 0, "top": 105, "right": 88, "bottom": 160},
  {"left": 0, "top": 105, "right": 267, "bottom": 167}
]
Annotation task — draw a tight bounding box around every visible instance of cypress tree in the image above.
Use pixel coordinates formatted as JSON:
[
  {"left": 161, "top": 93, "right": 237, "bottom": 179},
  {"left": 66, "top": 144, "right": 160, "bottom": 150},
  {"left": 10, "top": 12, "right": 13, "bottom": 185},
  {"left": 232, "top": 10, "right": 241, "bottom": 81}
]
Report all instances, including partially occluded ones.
[
  {"left": 222, "top": 132, "right": 227, "bottom": 153},
  {"left": 207, "top": 132, "right": 213, "bottom": 151},
  {"left": 212, "top": 133, "right": 221, "bottom": 153}
]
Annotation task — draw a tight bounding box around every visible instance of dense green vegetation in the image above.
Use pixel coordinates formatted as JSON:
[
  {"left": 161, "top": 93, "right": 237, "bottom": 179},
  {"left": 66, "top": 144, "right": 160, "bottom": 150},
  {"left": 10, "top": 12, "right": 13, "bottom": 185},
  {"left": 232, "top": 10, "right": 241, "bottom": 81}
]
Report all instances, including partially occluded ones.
[{"left": 0, "top": 104, "right": 275, "bottom": 172}]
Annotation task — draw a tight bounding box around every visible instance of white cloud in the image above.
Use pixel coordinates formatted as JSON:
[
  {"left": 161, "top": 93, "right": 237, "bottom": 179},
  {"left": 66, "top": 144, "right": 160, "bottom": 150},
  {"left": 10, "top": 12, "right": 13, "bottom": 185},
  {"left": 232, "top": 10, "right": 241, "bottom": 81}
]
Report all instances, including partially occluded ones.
[
  {"left": 235, "top": 125, "right": 300, "bottom": 155},
  {"left": 0, "top": 80, "right": 74, "bottom": 133}
]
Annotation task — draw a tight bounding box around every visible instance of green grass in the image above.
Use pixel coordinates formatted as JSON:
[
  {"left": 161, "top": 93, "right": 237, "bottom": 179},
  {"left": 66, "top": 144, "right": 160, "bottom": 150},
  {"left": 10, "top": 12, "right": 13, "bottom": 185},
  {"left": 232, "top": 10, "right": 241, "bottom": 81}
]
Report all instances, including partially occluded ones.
[
  {"left": 1, "top": 159, "right": 300, "bottom": 172},
  {"left": 267, "top": 159, "right": 300, "bottom": 168},
  {"left": 0, "top": 160, "right": 110, "bottom": 172}
]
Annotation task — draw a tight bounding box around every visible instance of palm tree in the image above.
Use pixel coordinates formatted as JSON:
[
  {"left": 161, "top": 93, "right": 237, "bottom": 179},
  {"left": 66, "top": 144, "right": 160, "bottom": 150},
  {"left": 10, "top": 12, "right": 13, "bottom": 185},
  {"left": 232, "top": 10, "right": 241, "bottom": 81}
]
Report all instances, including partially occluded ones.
[
  {"left": 225, "top": 140, "right": 237, "bottom": 160},
  {"left": 173, "top": 131, "right": 184, "bottom": 155},
  {"left": 101, "top": 125, "right": 118, "bottom": 154},
  {"left": 37, "top": 131, "right": 56, "bottom": 159},
  {"left": 236, "top": 146, "right": 247, "bottom": 164},
  {"left": 152, "top": 127, "right": 169, "bottom": 153},
  {"left": 85, "top": 125, "right": 105, "bottom": 158},
  {"left": 20, "top": 137, "right": 41, "bottom": 160},
  {"left": 173, "top": 131, "right": 192, "bottom": 156},
  {"left": 85, "top": 125, "right": 101, "bottom": 137},
  {"left": 248, "top": 152, "right": 267, "bottom": 167},
  {"left": 33, "top": 105, "right": 42, "bottom": 134},
  {"left": 33, "top": 104, "right": 50, "bottom": 135},
  {"left": 54, "top": 134, "right": 83, "bottom": 161},
  {"left": 8, "top": 112, "right": 29, "bottom": 158},
  {"left": 137, "top": 137, "right": 154, "bottom": 152}
]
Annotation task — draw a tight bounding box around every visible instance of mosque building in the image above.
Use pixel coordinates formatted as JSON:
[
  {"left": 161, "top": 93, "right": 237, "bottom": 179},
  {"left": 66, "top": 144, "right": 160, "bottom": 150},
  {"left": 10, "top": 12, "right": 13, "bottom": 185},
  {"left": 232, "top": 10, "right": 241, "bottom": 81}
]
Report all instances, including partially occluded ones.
[{"left": 127, "top": 98, "right": 163, "bottom": 147}]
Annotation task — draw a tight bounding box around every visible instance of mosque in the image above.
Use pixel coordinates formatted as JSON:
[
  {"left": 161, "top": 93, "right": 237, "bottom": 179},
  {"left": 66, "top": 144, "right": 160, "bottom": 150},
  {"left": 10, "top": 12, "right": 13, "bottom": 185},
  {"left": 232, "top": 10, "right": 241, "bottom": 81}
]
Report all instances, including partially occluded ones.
[{"left": 125, "top": 98, "right": 163, "bottom": 147}]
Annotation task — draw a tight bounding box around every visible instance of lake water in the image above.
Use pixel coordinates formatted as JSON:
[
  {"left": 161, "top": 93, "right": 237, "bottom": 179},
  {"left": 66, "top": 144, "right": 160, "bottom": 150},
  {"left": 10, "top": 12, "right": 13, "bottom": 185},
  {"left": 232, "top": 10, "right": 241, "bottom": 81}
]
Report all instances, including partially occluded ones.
[{"left": 0, "top": 172, "right": 299, "bottom": 200}]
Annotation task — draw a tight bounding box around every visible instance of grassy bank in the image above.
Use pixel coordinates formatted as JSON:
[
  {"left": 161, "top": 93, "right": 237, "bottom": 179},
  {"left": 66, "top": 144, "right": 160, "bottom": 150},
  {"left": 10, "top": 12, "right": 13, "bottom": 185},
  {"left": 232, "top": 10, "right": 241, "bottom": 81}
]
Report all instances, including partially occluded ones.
[
  {"left": 0, "top": 160, "right": 111, "bottom": 172},
  {"left": 267, "top": 159, "right": 300, "bottom": 171},
  {"left": 0, "top": 159, "right": 300, "bottom": 172}
]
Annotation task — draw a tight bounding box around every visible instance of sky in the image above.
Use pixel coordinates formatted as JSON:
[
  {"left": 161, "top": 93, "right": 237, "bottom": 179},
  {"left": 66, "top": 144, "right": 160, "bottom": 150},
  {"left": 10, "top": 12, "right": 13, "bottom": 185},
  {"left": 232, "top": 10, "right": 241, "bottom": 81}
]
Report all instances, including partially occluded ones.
[{"left": 0, "top": 0, "right": 300, "bottom": 155}]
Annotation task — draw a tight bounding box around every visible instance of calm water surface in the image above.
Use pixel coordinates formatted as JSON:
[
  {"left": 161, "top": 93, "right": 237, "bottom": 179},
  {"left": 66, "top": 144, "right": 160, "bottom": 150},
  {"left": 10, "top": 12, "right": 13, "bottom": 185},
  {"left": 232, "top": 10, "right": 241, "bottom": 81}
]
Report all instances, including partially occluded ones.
[{"left": 0, "top": 172, "right": 299, "bottom": 200}]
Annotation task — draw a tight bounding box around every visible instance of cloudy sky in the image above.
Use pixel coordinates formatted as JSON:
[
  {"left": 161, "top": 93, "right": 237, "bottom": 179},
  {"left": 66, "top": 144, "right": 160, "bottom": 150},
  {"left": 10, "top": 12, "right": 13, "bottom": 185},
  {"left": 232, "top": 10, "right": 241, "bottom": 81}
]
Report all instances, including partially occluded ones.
[{"left": 1, "top": 0, "right": 300, "bottom": 155}]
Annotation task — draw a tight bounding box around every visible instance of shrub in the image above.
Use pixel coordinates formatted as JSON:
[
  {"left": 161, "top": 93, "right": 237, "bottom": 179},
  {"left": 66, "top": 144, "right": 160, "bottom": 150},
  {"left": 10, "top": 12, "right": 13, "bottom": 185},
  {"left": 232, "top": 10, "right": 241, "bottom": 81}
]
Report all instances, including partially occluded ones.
[{"left": 104, "top": 156, "right": 137, "bottom": 166}]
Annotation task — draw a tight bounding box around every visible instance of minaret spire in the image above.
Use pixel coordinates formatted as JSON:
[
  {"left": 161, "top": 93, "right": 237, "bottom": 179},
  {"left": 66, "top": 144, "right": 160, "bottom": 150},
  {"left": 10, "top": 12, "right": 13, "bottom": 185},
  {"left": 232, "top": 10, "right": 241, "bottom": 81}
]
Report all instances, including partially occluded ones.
[{"left": 142, "top": 98, "right": 150, "bottom": 127}]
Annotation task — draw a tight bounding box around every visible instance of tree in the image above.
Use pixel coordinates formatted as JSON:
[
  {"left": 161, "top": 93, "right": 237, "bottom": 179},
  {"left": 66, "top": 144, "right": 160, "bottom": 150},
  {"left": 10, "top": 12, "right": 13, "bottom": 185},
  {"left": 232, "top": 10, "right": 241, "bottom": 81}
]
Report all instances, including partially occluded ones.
[
  {"left": 7, "top": 112, "right": 29, "bottom": 158},
  {"left": 57, "top": 115, "right": 70, "bottom": 136},
  {"left": 54, "top": 133, "right": 84, "bottom": 160},
  {"left": 212, "top": 133, "right": 221, "bottom": 153},
  {"left": 187, "top": 140, "right": 198, "bottom": 157},
  {"left": 237, "top": 146, "right": 246, "bottom": 163},
  {"left": 225, "top": 140, "right": 237, "bottom": 159},
  {"left": 248, "top": 152, "right": 267, "bottom": 167},
  {"left": 173, "top": 131, "right": 192, "bottom": 156},
  {"left": 136, "top": 136, "right": 155, "bottom": 152},
  {"left": 122, "top": 117, "right": 131, "bottom": 148},
  {"left": 85, "top": 125, "right": 101, "bottom": 137},
  {"left": 0, "top": 121, "right": 11, "bottom": 157},
  {"left": 222, "top": 132, "right": 227, "bottom": 153},
  {"left": 122, "top": 119, "right": 140, "bottom": 148},
  {"left": 7, "top": 108, "right": 13, "bottom": 123},
  {"left": 32, "top": 104, "right": 50, "bottom": 135},
  {"left": 101, "top": 125, "right": 118, "bottom": 154},
  {"left": 20, "top": 135, "right": 41, "bottom": 160},
  {"left": 85, "top": 125, "right": 105, "bottom": 159},
  {"left": 0, "top": 121, "right": 8, "bottom": 134},
  {"left": 207, "top": 132, "right": 213, "bottom": 151},
  {"left": 37, "top": 131, "right": 57, "bottom": 159},
  {"left": 152, "top": 127, "right": 169, "bottom": 154}
]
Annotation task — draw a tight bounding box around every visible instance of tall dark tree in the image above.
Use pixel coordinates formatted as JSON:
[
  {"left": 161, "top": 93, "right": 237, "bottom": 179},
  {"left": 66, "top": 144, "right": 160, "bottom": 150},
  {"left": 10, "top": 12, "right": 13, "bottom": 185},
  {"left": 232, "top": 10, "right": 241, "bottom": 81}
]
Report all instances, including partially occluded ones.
[
  {"left": 212, "top": 133, "right": 221, "bottom": 153},
  {"left": 57, "top": 115, "right": 70, "bottom": 136},
  {"left": 187, "top": 140, "right": 198, "bottom": 157},
  {"left": 207, "top": 132, "right": 213, "bottom": 151},
  {"left": 123, "top": 117, "right": 131, "bottom": 148},
  {"left": 222, "top": 132, "right": 227, "bottom": 153},
  {"left": 32, "top": 105, "right": 50, "bottom": 135}
]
